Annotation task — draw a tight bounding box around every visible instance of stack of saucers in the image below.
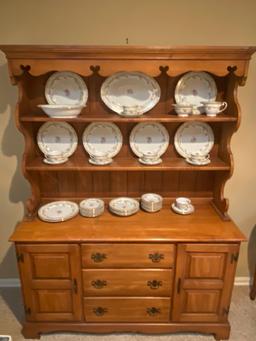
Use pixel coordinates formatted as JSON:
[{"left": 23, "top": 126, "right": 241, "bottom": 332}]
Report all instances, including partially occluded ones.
[
  {"left": 109, "top": 197, "right": 139, "bottom": 217},
  {"left": 79, "top": 198, "right": 104, "bottom": 218},
  {"left": 141, "top": 193, "right": 163, "bottom": 213}
]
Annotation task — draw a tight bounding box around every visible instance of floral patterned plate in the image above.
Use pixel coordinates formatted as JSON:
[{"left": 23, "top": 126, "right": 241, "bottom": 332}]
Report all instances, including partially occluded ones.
[
  {"left": 45, "top": 71, "right": 88, "bottom": 106},
  {"left": 37, "top": 122, "right": 78, "bottom": 158},
  {"left": 82, "top": 122, "right": 123, "bottom": 159},
  {"left": 175, "top": 71, "right": 217, "bottom": 107},
  {"left": 174, "top": 122, "right": 214, "bottom": 158},
  {"left": 38, "top": 201, "right": 79, "bottom": 222},
  {"left": 109, "top": 197, "right": 140, "bottom": 216}
]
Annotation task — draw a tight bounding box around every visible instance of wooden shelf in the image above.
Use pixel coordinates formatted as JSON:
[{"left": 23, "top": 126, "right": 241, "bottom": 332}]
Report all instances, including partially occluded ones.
[
  {"left": 10, "top": 201, "right": 245, "bottom": 243},
  {"left": 20, "top": 113, "right": 238, "bottom": 123},
  {"left": 26, "top": 155, "right": 230, "bottom": 171}
]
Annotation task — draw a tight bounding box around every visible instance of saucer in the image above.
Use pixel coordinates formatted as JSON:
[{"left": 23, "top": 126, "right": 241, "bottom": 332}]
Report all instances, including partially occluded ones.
[
  {"left": 185, "top": 157, "right": 211, "bottom": 166},
  {"left": 43, "top": 157, "right": 68, "bottom": 165},
  {"left": 138, "top": 158, "right": 162, "bottom": 165},
  {"left": 89, "top": 158, "right": 112, "bottom": 165},
  {"left": 171, "top": 203, "right": 194, "bottom": 215}
]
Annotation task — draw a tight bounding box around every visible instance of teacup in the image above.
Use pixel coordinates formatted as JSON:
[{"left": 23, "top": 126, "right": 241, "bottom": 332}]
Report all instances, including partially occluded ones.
[
  {"left": 121, "top": 105, "right": 143, "bottom": 116},
  {"left": 175, "top": 197, "right": 191, "bottom": 211},
  {"left": 172, "top": 104, "right": 192, "bottom": 117},
  {"left": 141, "top": 152, "right": 159, "bottom": 163},
  {"left": 191, "top": 105, "right": 203, "bottom": 115},
  {"left": 201, "top": 101, "right": 228, "bottom": 116},
  {"left": 44, "top": 150, "right": 67, "bottom": 163},
  {"left": 89, "top": 154, "right": 112, "bottom": 164},
  {"left": 189, "top": 153, "right": 210, "bottom": 162}
]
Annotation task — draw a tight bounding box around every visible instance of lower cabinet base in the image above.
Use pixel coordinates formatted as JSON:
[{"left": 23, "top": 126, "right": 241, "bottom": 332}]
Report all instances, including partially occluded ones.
[{"left": 22, "top": 322, "right": 231, "bottom": 340}]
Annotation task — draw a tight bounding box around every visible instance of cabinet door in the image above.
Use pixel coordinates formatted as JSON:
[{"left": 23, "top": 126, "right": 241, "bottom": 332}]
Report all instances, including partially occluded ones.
[
  {"left": 16, "top": 244, "right": 82, "bottom": 322},
  {"left": 172, "top": 243, "right": 239, "bottom": 322}
]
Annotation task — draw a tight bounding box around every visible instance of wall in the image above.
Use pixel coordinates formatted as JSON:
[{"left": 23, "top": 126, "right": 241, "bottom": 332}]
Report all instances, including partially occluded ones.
[{"left": 0, "top": 0, "right": 256, "bottom": 279}]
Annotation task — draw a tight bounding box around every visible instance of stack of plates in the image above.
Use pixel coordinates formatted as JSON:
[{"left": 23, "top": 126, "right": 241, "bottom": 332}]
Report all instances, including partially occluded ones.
[
  {"left": 141, "top": 193, "right": 163, "bottom": 212},
  {"left": 79, "top": 198, "right": 104, "bottom": 218},
  {"left": 109, "top": 197, "right": 139, "bottom": 217}
]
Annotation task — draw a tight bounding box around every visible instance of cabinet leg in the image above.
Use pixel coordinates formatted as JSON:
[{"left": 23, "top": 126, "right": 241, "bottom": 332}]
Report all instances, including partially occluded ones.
[
  {"left": 214, "top": 326, "right": 230, "bottom": 340},
  {"left": 22, "top": 324, "right": 41, "bottom": 339},
  {"left": 250, "top": 265, "right": 256, "bottom": 300}
]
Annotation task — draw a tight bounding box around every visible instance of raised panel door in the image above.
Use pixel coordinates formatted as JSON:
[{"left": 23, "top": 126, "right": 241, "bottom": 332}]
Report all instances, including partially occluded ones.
[
  {"left": 16, "top": 244, "right": 82, "bottom": 322},
  {"left": 172, "top": 243, "right": 239, "bottom": 322}
]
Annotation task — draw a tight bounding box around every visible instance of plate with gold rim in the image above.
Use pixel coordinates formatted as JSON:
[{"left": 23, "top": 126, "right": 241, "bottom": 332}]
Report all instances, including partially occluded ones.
[
  {"left": 45, "top": 71, "right": 88, "bottom": 106},
  {"left": 38, "top": 201, "right": 79, "bottom": 222},
  {"left": 101, "top": 71, "right": 161, "bottom": 116}
]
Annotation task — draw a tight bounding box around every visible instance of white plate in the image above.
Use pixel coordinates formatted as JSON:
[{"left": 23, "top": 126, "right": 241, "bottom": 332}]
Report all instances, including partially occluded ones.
[
  {"left": 83, "top": 122, "right": 123, "bottom": 158},
  {"left": 45, "top": 71, "right": 88, "bottom": 106},
  {"left": 37, "top": 122, "right": 78, "bottom": 158},
  {"left": 171, "top": 203, "right": 194, "bottom": 215},
  {"left": 101, "top": 71, "right": 161, "bottom": 115},
  {"left": 141, "top": 193, "right": 163, "bottom": 204},
  {"left": 80, "top": 198, "right": 104, "bottom": 210},
  {"left": 138, "top": 158, "right": 162, "bottom": 165},
  {"left": 38, "top": 201, "right": 79, "bottom": 222},
  {"left": 175, "top": 71, "right": 217, "bottom": 107},
  {"left": 174, "top": 122, "right": 214, "bottom": 158},
  {"left": 185, "top": 157, "right": 211, "bottom": 166},
  {"left": 43, "top": 157, "right": 68, "bottom": 165},
  {"left": 38, "top": 104, "right": 84, "bottom": 118},
  {"left": 130, "top": 122, "right": 169, "bottom": 158},
  {"left": 109, "top": 197, "right": 139, "bottom": 216}
]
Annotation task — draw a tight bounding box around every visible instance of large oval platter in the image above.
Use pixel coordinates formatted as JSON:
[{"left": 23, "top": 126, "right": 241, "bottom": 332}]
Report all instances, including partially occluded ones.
[
  {"left": 174, "top": 122, "right": 214, "bottom": 158},
  {"left": 101, "top": 71, "right": 161, "bottom": 115},
  {"left": 37, "top": 122, "right": 78, "bottom": 157},
  {"left": 82, "top": 122, "right": 123, "bottom": 158},
  {"left": 129, "top": 122, "right": 169, "bottom": 158}
]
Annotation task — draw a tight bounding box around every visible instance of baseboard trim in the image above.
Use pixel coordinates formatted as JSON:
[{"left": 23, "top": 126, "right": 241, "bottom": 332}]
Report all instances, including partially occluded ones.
[
  {"left": 0, "top": 277, "right": 251, "bottom": 288},
  {"left": 234, "top": 276, "right": 250, "bottom": 286},
  {"left": 0, "top": 278, "right": 21, "bottom": 287}
]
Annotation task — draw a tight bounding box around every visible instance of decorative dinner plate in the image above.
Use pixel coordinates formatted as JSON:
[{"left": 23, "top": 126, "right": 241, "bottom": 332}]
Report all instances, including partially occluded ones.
[
  {"left": 37, "top": 122, "right": 78, "bottom": 157},
  {"left": 175, "top": 71, "right": 217, "bottom": 107},
  {"left": 109, "top": 197, "right": 140, "bottom": 216},
  {"left": 130, "top": 122, "right": 169, "bottom": 158},
  {"left": 38, "top": 201, "right": 79, "bottom": 222},
  {"left": 174, "top": 122, "right": 214, "bottom": 158},
  {"left": 101, "top": 71, "right": 161, "bottom": 115},
  {"left": 45, "top": 71, "right": 88, "bottom": 106},
  {"left": 82, "top": 122, "right": 123, "bottom": 158}
]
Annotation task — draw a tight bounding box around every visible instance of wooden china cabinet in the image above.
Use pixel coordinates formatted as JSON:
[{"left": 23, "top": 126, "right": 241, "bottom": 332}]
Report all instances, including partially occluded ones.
[{"left": 1, "top": 45, "right": 255, "bottom": 340}]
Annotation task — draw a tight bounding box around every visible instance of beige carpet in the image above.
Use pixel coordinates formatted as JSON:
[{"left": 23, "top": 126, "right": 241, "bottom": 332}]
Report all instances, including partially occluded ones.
[{"left": 0, "top": 286, "right": 255, "bottom": 341}]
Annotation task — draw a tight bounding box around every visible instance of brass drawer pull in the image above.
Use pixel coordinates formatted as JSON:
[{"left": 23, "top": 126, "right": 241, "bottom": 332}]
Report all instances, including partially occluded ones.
[
  {"left": 91, "top": 252, "right": 107, "bottom": 263},
  {"left": 147, "top": 280, "right": 162, "bottom": 289},
  {"left": 91, "top": 279, "right": 107, "bottom": 289},
  {"left": 148, "top": 252, "right": 164, "bottom": 263},
  {"left": 93, "top": 307, "right": 108, "bottom": 316},
  {"left": 146, "top": 307, "right": 161, "bottom": 316}
]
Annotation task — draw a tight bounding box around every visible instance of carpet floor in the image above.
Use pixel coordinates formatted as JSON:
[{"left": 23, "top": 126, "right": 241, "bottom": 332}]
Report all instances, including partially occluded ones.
[{"left": 0, "top": 286, "right": 255, "bottom": 341}]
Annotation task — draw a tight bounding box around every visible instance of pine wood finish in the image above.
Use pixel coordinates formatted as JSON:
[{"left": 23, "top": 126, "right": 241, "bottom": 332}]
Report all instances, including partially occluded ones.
[{"left": 1, "top": 45, "right": 255, "bottom": 340}]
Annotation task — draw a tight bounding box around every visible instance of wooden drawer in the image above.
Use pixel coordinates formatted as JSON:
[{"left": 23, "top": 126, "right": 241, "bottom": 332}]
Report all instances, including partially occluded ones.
[
  {"left": 81, "top": 243, "right": 175, "bottom": 268},
  {"left": 82, "top": 269, "right": 173, "bottom": 296},
  {"left": 84, "top": 297, "right": 170, "bottom": 322}
]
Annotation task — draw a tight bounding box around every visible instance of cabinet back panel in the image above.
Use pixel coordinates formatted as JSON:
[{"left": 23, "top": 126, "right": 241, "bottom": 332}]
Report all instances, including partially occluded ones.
[{"left": 36, "top": 170, "right": 215, "bottom": 199}]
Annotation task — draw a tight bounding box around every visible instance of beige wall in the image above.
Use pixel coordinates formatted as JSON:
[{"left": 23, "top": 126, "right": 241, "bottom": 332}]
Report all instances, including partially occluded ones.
[{"left": 0, "top": 0, "right": 256, "bottom": 279}]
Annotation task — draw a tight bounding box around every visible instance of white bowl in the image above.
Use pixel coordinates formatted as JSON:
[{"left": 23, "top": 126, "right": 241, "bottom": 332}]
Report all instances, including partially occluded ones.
[
  {"left": 38, "top": 104, "right": 85, "bottom": 118},
  {"left": 172, "top": 104, "right": 192, "bottom": 116}
]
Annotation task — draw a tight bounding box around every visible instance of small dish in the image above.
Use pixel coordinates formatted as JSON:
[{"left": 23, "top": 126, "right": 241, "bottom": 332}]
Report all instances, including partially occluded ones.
[
  {"left": 172, "top": 104, "right": 192, "bottom": 117},
  {"left": 171, "top": 202, "right": 194, "bottom": 215},
  {"left": 138, "top": 157, "right": 162, "bottom": 165},
  {"left": 79, "top": 198, "right": 104, "bottom": 217},
  {"left": 109, "top": 197, "right": 140, "bottom": 217}
]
